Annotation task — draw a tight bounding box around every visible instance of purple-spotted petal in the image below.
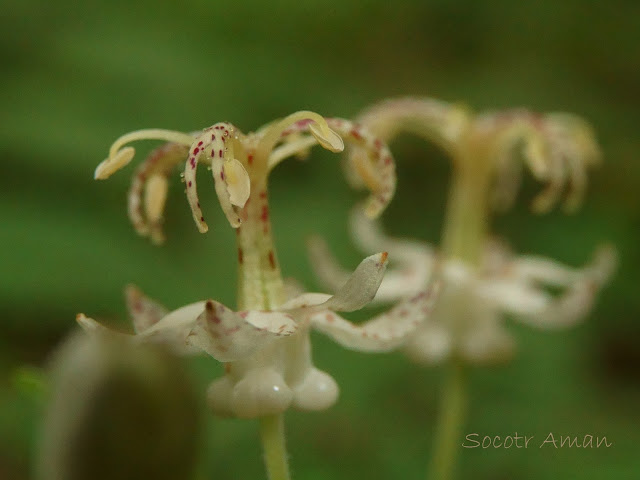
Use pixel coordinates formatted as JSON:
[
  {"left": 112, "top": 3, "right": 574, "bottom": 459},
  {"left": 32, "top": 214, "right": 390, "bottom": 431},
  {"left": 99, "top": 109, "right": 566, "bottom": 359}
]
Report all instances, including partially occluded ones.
[
  {"left": 186, "top": 300, "right": 298, "bottom": 362},
  {"left": 124, "top": 285, "right": 169, "bottom": 334},
  {"left": 512, "top": 245, "right": 617, "bottom": 329},
  {"left": 283, "top": 252, "right": 388, "bottom": 315},
  {"left": 319, "top": 252, "right": 389, "bottom": 312},
  {"left": 310, "top": 283, "right": 439, "bottom": 352},
  {"left": 328, "top": 118, "right": 397, "bottom": 218}
]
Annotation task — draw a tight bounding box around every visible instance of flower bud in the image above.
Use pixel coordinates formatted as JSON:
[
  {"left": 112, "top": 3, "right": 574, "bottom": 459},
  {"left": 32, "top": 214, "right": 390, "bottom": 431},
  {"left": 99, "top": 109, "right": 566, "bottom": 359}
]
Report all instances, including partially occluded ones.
[{"left": 37, "top": 333, "right": 201, "bottom": 480}]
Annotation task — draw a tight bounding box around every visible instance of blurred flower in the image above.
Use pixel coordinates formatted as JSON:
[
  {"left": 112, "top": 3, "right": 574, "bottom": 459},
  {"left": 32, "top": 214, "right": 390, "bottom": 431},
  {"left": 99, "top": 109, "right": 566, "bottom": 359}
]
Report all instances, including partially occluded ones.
[
  {"left": 81, "top": 111, "right": 438, "bottom": 417},
  {"left": 349, "top": 97, "right": 601, "bottom": 214},
  {"left": 37, "top": 333, "right": 200, "bottom": 480},
  {"left": 309, "top": 97, "right": 616, "bottom": 364},
  {"left": 310, "top": 208, "right": 616, "bottom": 364}
]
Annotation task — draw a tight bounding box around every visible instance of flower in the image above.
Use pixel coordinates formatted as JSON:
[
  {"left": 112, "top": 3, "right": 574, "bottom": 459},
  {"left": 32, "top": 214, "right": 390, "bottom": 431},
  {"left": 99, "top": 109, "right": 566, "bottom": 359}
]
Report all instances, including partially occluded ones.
[
  {"left": 308, "top": 97, "right": 616, "bottom": 364},
  {"left": 93, "top": 112, "right": 395, "bottom": 243},
  {"left": 38, "top": 332, "right": 200, "bottom": 480},
  {"left": 81, "top": 111, "right": 438, "bottom": 417},
  {"left": 349, "top": 97, "right": 601, "bottom": 214},
  {"left": 310, "top": 207, "right": 616, "bottom": 364},
  {"left": 79, "top": 252, "right": 438, "bottom": 417}
]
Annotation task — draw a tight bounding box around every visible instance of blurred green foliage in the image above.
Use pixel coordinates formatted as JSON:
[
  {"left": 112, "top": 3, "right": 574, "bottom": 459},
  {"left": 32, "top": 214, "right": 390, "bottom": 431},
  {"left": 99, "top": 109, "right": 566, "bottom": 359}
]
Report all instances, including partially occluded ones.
[{"left": 1, "top": 0, "right": 639, "bottom": 479}]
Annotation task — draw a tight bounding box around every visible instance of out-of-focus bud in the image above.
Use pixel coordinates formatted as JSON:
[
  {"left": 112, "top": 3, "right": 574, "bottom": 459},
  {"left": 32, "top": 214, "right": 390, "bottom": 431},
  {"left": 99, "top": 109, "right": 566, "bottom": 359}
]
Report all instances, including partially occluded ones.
[{"left": 36, "top": 332, "right": 201, "bottom": 480}]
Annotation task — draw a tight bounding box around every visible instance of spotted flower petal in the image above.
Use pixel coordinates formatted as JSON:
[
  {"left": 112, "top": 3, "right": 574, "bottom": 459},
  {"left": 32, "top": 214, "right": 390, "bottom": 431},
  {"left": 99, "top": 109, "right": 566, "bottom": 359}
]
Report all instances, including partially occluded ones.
[
  {"left": 125, "top": 285, "right": 168, "bottom": 334},
  {"left": 507, "top": 245, "right": 617, "bottom": 329},
  {"left": 310, "top": 284, "right": 440, "bottom": 352},
  {"left": 328, "top": 119, "right": 396, "bottom": 218},
  {"left": 308, "top": 206, "right": 435, "bottom": 304},
  {"left": 187, "top": 300, "right": 297, "bottom": 362},
  {"left": 281, "top": 252, "right": 389, "bottom": 314}
]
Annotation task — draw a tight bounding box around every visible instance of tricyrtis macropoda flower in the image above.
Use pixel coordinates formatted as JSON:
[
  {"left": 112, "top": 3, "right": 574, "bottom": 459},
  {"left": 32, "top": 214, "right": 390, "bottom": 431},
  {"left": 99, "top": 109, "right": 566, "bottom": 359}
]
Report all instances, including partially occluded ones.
[
  {"left": 351, "top": 97, "right": 602, "bottom": 215},
  {"left": 311, "top": 207, "right": 616, "bottom": 364},
  {"left": 81, "top": 111, "right": 439, "bottom": 418},
  {"left": 310, "top": 98, "right": 616, "bottom": 364},
  {"left": 79, "top": 255, "right": 438, "bottom": 417}
]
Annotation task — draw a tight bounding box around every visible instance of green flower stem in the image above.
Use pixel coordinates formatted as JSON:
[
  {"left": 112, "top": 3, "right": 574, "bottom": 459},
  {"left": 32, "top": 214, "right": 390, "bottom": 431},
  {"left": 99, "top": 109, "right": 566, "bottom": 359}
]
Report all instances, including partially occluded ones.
[
  {"left": 428, "top": 362, "right": 467, "bottom": 480},
  {"left": 259, "top": 414, "right": 291, "bottom": 480},
  {"left": 441, "top": 161, "right": 491, "bottom": 265},
  {"left": 431, "top": 155, "right": 490, "bottom": 479}
]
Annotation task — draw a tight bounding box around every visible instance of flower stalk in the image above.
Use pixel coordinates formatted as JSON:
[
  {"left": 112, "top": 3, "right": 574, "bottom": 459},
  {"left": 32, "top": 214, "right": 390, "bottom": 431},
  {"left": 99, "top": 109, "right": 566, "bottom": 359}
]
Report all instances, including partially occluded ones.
[
  {"left": 441, "top": 160, "right": 491, "bottom": 266},
  {"left": 427, "top": 362, "right": 466, "bottom": 480},
  {"left": 259, "top": 414, "right": 291, "bottom": 480},
  {"left": 430, "top": 150, "right": 489, "bottom": 480}
]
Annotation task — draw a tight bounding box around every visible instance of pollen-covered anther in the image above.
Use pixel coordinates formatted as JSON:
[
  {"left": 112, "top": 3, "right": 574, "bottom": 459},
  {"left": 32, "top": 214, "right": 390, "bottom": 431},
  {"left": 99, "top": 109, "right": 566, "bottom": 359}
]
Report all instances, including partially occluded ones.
[
  {"left": 144, "top": 174, "right": 169, "bottom": 244},
  {"left": 95, "top": 146, "right": 135, "bottom": 180},
  {"left": 309, "top": 122, "right": 344, "bottom": 152},
  {"left": 223, "top": 159, "right": 250, "bottom": 207}
]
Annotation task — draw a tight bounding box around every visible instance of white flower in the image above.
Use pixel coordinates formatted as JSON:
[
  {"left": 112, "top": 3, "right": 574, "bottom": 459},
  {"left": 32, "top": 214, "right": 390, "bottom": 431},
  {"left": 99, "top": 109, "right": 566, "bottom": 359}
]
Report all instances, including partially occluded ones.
[
  {"left": 93, "top": 112, "right": 395, "bottom": 243},
  {"left": 78, "top": 252, "right": 439, "bottom": 417},
  {"left": 309, "top": 97, "right": 616, "bottom": 364},
  {"left": 310, "top": 208, "right": 616, "bottom": 364},
  {"left": 351, "top": 97, "right": 601, "bottom": 214},
  {"left": 81, "top": 110, "right": 438, "bottom": 417}
]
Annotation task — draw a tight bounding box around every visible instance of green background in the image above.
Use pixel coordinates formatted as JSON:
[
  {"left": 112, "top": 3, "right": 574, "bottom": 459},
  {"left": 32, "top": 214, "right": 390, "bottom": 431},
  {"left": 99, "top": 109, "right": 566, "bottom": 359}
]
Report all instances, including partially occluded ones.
[{"left": 1, "top": 0, "right": 639, "bottom": 478}]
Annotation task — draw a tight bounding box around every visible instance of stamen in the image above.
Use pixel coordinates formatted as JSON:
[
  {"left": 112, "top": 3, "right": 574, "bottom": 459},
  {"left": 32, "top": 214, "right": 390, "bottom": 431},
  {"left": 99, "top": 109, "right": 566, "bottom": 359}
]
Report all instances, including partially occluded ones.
[
  {"left": 330, "top": 118, "right": 397, "bottom": 218},
  {"left": 356, "top": 97, "right": 470, "bottom": 155},
  {"left": 144, "top": 174, "right": 169, "bottom": 244},
  {"left": 95, "top": 147, "right": 134, "bottom": 180},
  {"left": 268, "top": 136, "right": 317, "bottom": 170},
  {"left": 255, "top": 111, "right": 342, "bottom": 171},
  {"left": 531, "top": 149, "right": 566, "bottom": 214},
  {"left": 308, "top": 122, "right": 344, "bottom": 152},
  {"left": 260, "top": 113, "right": 396, "bottom": 218},
  {"left": 223, "top": 159, "right": 251, "bottom": 207},
  {"left": 95, "top": 129, "right": 194, "bottom": 180},
  {"left": 126, "top": 142, "right": 189, "bottom": 242},
  {"left": 521, "top": 130, "right": 550, "bottom": 181}
]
